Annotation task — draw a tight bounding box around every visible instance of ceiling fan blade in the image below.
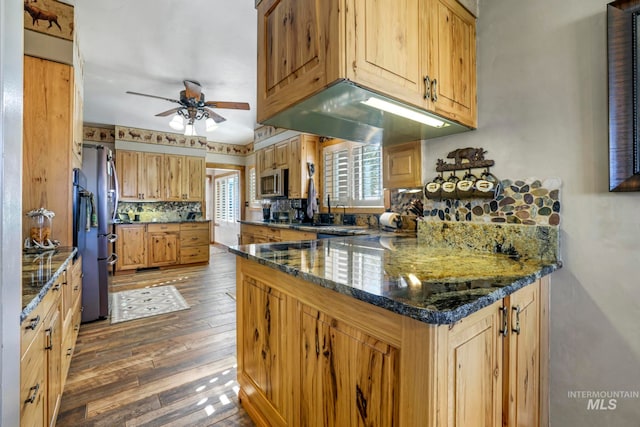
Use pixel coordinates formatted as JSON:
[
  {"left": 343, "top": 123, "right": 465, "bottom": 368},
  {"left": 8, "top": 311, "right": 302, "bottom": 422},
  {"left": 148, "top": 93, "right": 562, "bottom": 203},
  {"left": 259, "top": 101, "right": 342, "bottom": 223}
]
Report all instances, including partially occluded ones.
[
  {"left": 155, "top": 107, "right": 181, "bottom": 117},
  {"left": 204, "top": 108, "right": 227, "bottom": 123},
  {"left": 126, "top": 91, "right": 181, "bottom": 104},
  {"left": 183, "top": 80, "right": 202, "bottom": 101},
  {"left": 204, "top": 101, "right": 250, "bottom": 110}
]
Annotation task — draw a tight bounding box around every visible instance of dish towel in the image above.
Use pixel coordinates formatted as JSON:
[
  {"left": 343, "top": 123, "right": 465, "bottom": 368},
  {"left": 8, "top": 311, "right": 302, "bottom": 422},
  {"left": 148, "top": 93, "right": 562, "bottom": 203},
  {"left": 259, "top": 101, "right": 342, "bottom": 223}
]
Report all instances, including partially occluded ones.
[
  {"left": 306, "top": 178, "right": 317, "bottom": 219},
  {"left": 86, "top": 192, "right": 98, "bottom": 230}
]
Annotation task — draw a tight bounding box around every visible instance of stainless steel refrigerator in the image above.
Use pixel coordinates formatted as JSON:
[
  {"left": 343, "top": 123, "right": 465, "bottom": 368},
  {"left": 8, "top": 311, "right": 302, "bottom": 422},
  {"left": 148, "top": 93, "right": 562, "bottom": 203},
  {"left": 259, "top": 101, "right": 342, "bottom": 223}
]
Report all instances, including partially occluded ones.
[{"left": 73, "top": 144, "right": 119, "bottom": 322}]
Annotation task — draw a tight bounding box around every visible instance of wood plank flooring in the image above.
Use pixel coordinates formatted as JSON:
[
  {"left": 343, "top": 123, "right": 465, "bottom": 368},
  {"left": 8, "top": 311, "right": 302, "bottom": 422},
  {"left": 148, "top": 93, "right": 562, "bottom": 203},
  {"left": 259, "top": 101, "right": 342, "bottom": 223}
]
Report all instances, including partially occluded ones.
[{"left": 57, "top": 246, "right": 255, "bottom": 427}]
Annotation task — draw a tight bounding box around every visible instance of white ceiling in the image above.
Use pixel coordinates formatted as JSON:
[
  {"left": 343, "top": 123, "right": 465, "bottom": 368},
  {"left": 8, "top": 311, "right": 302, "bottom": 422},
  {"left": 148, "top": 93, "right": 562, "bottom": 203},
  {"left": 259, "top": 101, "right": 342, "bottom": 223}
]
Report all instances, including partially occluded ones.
[{"left": 75, "top": 0, "right": 257, "bottom": 145}]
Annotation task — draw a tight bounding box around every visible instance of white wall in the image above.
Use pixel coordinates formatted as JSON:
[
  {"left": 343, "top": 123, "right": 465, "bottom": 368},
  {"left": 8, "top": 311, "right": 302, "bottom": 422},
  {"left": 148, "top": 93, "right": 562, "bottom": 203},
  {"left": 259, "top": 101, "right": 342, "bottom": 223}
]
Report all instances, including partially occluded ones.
[
  {"left": 423, "top": 0, "right": 640, "bottom": 424},
  {"left": 0, "top": 0, "right": 23, "bottom": 425}
]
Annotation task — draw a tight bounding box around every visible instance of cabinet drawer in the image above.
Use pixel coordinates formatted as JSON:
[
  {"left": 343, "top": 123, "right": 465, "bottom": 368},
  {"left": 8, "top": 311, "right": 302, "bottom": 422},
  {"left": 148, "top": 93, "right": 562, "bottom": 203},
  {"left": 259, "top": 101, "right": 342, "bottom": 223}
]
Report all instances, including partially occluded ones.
[
  {"left": 21, "top": 278, "right": 61, "bottom": 356},
  {"left": 180, "top": 230, "right": 209, "bottom": 247},
  {"left": 180, "top": 246, "right": 209, "bottom": 264},
  {"left": 180, "top": 221, "right": 209, "bottom": 231},
  {"left": 280, "top": 229, "right": 317, "bottom": 241},
  {"left": 21, "top": 328, "right": 45, "bottom": 427},
  {"left": 147, "top": 223, "right": 180, "bottom": 232}
]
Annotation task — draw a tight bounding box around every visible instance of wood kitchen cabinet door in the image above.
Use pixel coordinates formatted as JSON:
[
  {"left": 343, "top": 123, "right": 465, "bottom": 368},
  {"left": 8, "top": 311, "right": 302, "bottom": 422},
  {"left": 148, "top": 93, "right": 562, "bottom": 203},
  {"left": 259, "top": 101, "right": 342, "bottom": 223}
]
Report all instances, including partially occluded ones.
[
  {"left": 164, "top": 154, "right": 185, "bottom": 201},
  {"left": 183, "top": 156, "right": 205, "bottom": 201},
  {"left": 257, "top": 0, "right": 335, "bottom": 123},
  {"left": 383, "top": 140, "right": 422, "bottom": 189},
  {"left": 115, "top": 224, "right": 147, "bottom": 271},
  {"left": 429, "top": 0, "right": 477, "bottom": 128},
  {"left": 442, "top": 301, "right": 503, "bottom": 427},
  {"left": 116, "top": 150, "right": 142, "bottom": 200},
  {"left": 238, "top": 276, "right": 289, "bottom": 425},
  {"left": 44, "top": 296, "right": 62, "bottom": 427},
  {"left": 141, "top": 152, "right": 164, "bottom": 201},
  {"left": 148, "top": 231, "right": 180, "bottom": 267},
  {"left": 503, "top": 281, "right": 540, "bottom": 427},
  {"left": 347, "top": 0, "right": 425, "bottom": 108},
  {"left": 23, "top": 56, "right": 74, "bottom": 246},
  {"left": 300, "top": 305, "right": 398, "bottom": 427}
]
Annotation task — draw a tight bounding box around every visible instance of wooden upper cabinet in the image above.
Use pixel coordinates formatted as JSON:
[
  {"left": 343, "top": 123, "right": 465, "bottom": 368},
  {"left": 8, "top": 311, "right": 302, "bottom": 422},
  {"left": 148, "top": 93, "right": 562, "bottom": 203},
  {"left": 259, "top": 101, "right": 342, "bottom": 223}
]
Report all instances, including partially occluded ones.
[
  {"left": 257, "top": 0, "right": 476, "bottom": 128},
  {"left": 348, "top": 0, "right": 425, "bottom": 108},
  {"left": 275, "top": 141, "right": 289, "bottom": 168},
  {"left": 429, "top": 0, "right": 477, "bottom": 128},
  {"left": 116, "top": 150, "right": 162, "bottom": 201},
  {"left": 262, "top": 145, "right": 275, "bottom": 170},
  {"left": 183, "top": 156, "right": 205, "bottom": 201},
  {"left": 164, "top": 154, "right": 185, "bottom": 201},
  {"left": 288, "top": 134, "right": 318, "bottom": 199},
  {"left": 383, "top": 140, "right": 422, "bottom": 189},
  {"left": 257, "top": 0, "right": 337, "bottom": 123},
  {"left": 141, "top": 152, "right": 164, "bottom": 201},
  {"left": 116, "top": 150, "right": 141, "bottom": 200}
]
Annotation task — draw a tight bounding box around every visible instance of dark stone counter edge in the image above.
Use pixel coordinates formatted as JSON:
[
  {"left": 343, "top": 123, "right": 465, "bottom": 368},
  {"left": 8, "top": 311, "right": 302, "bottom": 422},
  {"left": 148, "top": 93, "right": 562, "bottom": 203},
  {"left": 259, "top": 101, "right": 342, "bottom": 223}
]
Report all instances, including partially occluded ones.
[
  {"left": 239, "top": 220, "right": 372, "bottom": 236},
  {"left": 112, "top": 219, "right": 210, "bottom": 225},
  {"left": 20, "top": 248, "right": 77, "bottom": 324},
  {"left": 229, "top": 247, "right": 562, "bottom": 325}
]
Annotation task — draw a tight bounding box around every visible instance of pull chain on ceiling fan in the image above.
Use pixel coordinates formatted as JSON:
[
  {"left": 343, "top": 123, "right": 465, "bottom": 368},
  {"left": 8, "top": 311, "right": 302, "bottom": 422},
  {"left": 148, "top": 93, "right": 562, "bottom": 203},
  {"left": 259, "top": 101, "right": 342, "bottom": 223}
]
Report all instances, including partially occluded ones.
[{"left": 126, "top": 80, "right": 250, "bottom": 136}]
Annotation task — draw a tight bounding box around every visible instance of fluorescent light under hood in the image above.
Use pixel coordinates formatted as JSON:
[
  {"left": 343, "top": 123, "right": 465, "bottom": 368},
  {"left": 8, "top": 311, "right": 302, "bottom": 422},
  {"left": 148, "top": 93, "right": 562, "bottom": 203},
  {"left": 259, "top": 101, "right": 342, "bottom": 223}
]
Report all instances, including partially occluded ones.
[{"left": 361, "top": 97, "right": 448, "bottom": 128}]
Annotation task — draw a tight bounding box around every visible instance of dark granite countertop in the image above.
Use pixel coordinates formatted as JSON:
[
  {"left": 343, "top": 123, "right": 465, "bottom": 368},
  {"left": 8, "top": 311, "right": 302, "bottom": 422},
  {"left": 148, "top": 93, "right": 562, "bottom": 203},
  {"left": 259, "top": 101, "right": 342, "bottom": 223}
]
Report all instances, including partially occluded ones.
[
  {"left": 21, "top": 247, "right": 77, "bottom": 323},
  {"left": 240, "top": 219, "right": 374, "bottom": 237},
  {"left": 229, "top": 235, "right": 560, "bottom": 325},
  {"left": 113, "top": 219, "right": 210, "bottom": 225}
]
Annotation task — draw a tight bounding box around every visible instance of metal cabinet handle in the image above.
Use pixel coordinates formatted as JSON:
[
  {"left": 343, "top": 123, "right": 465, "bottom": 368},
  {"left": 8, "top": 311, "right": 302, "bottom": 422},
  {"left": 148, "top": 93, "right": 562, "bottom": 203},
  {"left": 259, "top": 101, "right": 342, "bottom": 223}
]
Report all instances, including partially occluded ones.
[
  {"left": 107, "top": 253, "right": 119, "bottom": 266},
  {"left": 424, "top": 75, "right": 431, "bottom": 100},
  {"left": 53, "top": 284, "right": 61, "bottom": 291},
  {"left": 512, "top": 306, "right": 521, "bottom": 335},
  {"left": 25, "top": 383, "right": 40, "bottom": 404},
  {"left": 431, "top": 79, "right": 438, "bottom": 102},
  {"left": 66, "top": 348, "right": 73, "bottom": 356},
  {"left": 26, "top": 315, "right": 41, "bottom": 331},
  {"left": 45, "top": 327, "right": 53, "bottom": 350},
  {"left": 107, "top": 233, "right": 118, "bottom": 243},
  {"left": 499, "top": 306, "right": 508, "bottom": 337}
]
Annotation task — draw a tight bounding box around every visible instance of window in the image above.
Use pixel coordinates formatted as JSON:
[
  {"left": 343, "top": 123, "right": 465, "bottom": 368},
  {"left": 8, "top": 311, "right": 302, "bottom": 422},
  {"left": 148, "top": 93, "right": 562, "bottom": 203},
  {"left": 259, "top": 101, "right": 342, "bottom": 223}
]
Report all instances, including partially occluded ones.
[
  {"left": 215, "top": 174, "right": 239, "bottom": 222},
  {"left": 323, "top": 141, "right": 383, "bottom": 208}
]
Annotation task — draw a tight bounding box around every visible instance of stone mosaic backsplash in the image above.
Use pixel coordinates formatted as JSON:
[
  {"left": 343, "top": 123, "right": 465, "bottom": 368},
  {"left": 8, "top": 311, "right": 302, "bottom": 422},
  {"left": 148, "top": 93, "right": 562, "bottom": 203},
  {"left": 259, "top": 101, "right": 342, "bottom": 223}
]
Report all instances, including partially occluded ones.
[
  {"left": 117, "top": 201, "right": 202, "bottom": 222},
  {"left": 417, "top": 221, "right": 559, "bottom": 262},
  {"left": 391, "top": 177, "right": 561, "bottom": 227}
]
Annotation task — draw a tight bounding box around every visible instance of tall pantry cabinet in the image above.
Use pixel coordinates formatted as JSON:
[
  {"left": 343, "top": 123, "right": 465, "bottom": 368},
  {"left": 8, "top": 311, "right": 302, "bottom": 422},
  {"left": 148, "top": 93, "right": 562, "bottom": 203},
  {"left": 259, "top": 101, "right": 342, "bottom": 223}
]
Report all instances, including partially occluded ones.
[{"left": 22, "top": 56, "right": 75, "bottom": 246}]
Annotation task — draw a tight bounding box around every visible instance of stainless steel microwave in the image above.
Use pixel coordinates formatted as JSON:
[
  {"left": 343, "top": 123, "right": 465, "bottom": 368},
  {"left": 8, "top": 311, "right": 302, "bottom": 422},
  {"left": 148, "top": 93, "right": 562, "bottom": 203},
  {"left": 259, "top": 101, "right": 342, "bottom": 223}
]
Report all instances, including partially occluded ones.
[{"left": 260, "top": 168, "right": 288, "bottom": 198}]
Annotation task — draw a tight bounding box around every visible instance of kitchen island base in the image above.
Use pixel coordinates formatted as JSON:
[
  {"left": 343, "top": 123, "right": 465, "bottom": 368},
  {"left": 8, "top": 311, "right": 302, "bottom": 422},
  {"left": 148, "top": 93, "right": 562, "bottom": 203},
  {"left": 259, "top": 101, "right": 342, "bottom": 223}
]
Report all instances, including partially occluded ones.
[{"left": 236, "top": 257, "right": 549, "bottom": 427}]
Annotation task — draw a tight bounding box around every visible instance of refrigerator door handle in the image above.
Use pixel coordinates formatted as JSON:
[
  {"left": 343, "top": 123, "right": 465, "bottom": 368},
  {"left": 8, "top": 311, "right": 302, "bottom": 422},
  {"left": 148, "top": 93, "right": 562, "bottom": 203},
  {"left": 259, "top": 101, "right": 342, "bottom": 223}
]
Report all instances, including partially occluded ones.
[
  {"left": 106, "top": 253, "right": 119, "bottom": 266},
  {"left": 109, "top": 158, "right": 120, "bottom": 221},
  {"left": 106, "top": 233, "right": 118, "bottom": 243}
]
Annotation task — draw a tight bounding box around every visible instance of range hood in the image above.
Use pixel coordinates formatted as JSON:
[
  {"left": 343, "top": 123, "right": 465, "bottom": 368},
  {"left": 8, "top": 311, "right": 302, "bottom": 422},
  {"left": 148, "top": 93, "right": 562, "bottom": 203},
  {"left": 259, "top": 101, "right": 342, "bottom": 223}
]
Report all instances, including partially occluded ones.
[{"left": 262, "top": 80, "right": 472, "bottom": 145}]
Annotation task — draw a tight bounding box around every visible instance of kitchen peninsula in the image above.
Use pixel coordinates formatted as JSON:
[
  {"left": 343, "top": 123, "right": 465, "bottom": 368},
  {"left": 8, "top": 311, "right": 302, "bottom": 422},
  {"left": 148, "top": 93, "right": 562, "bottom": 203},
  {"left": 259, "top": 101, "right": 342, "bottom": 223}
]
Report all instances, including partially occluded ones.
[{"left": 229, "top": 221, "right": 560, "bottom": 426}]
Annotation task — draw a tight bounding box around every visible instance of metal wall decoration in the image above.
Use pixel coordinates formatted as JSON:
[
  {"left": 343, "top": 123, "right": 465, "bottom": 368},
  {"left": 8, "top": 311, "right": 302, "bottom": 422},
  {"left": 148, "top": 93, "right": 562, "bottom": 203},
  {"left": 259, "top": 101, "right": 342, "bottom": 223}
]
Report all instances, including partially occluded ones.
[
  {"left": 23, "top": 0, "right": 74, "bottom": 42},
  {"left": 608, "top": 0, "right": 640, "bottom": 191},
  {"left": 425, "top": 147, "right": 501, "bottom": 200}
]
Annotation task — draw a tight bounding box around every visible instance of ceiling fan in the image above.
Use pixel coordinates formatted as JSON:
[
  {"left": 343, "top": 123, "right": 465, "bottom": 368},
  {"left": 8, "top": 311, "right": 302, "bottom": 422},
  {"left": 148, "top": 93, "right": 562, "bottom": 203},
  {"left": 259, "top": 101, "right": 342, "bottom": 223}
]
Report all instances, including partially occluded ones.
[{"left": 126, "top": 80, "right": 250, "bottom": 135}]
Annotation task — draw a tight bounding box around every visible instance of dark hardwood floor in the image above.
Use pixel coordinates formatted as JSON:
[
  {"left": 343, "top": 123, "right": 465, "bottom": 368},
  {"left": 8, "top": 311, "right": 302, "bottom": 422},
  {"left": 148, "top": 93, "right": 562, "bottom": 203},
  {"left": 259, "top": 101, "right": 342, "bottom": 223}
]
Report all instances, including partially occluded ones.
[{"left": 57, "top": 246, "right": 255, "bottom": 427}]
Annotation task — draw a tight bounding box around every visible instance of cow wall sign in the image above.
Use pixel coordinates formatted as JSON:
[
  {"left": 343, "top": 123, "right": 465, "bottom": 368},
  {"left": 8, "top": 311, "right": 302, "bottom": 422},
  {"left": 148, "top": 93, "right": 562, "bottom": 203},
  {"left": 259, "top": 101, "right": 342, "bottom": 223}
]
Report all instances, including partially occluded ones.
[{"left": 23, "top": 0, "right": 74, "bottom": 42}]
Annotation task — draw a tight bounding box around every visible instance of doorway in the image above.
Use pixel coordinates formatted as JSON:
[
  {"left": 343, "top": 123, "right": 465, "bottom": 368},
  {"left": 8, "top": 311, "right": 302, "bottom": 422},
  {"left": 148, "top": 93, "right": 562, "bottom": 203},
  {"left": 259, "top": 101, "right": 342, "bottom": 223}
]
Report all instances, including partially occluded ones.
[{"left": 206, "top": 167, "right": 242, "bottom": 247}]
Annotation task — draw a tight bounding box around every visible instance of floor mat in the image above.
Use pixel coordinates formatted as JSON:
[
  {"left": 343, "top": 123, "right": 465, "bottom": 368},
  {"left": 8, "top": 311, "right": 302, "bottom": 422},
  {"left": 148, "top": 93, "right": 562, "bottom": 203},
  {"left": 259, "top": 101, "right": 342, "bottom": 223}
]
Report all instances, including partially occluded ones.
[{"left": 110, "top": 285, "right": 190, "bottom": 324}]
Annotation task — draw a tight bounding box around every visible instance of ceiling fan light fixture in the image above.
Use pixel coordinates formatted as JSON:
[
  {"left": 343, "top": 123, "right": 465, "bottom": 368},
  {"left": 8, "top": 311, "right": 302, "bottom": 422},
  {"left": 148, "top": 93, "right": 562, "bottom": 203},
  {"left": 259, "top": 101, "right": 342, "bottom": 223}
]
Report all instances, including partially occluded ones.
[
  {"left": 184, "top": 123, "right": 197, "bottom": 137},
  {"left": 169, "top": 115, "right": 184, "bottom": 131},
  {"left": 205, "top": 117, "right": 218, "bottom": 132}
]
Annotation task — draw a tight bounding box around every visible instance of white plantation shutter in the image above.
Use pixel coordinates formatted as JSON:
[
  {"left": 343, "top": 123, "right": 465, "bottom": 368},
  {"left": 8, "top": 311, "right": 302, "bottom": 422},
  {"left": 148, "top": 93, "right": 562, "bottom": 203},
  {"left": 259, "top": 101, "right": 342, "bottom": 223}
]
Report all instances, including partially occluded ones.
[
  {"left": 214, "top": 174, "right": 239, "bottom": 222},
  {"left": 248, "top": 167, "right": 260, "bottom": 207},
  {"left": 323, "top": 141, "right": 383, "bottom": 208}
]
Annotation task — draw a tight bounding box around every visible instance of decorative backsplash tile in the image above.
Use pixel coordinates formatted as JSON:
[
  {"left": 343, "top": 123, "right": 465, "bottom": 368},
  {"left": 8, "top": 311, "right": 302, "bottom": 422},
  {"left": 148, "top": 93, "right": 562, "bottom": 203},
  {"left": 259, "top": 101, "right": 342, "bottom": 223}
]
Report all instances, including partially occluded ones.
[
  {"left": 117, "top": 201, "right": 202, "bottom": 222},
  {"left": 391, "top": 177, "right": 561, "bottom": 227}
]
